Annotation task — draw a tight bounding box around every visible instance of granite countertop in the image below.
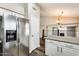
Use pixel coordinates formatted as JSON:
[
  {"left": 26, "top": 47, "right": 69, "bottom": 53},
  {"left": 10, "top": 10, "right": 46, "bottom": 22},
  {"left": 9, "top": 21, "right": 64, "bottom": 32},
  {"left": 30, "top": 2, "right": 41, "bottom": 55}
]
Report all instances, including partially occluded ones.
[{"left": 45, "top": 36, "right": 79, "bottom": 45}]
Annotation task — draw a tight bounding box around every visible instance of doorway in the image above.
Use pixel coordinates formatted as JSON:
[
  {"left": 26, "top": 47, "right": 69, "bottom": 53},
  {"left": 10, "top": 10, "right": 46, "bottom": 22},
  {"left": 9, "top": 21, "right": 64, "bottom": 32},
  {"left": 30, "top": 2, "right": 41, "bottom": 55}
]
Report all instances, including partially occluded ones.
[
  {"left": 29, "top": 29, "right": 45, "bottom": 56},
  {"left": 40, "top": 29, "right": 45, "bottom": 52}
]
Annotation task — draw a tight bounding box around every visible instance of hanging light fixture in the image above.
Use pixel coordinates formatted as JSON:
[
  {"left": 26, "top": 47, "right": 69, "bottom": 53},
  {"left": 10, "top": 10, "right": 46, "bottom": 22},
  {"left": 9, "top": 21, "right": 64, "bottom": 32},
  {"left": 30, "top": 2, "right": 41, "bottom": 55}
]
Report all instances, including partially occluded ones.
[{"left": 56, "top": 11, "right": 64, "bottom": 25}]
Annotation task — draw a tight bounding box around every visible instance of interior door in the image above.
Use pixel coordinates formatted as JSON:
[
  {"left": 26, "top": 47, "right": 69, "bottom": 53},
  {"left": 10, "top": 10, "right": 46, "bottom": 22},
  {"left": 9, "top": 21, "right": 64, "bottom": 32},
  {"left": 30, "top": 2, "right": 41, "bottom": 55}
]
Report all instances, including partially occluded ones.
[{"left": 29, "top": 5, "right": 40, "bottom": 52}]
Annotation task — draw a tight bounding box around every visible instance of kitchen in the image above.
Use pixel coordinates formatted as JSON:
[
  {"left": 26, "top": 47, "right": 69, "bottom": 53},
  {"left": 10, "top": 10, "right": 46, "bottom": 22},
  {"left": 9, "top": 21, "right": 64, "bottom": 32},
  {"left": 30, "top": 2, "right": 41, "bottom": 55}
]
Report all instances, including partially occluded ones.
[
  {"left": 39, "top": 3, "right": 79, "bottom": 56},
  {"left": 0, "top": 3, "right": 79, "bottom": 56}
]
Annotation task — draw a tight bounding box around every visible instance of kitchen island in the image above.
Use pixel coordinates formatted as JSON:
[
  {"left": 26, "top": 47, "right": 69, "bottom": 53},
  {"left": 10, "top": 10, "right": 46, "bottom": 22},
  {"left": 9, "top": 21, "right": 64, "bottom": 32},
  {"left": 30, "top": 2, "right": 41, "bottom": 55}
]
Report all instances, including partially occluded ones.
[{"left": 45, "top": 36, "right": 79, "bottom": 56}]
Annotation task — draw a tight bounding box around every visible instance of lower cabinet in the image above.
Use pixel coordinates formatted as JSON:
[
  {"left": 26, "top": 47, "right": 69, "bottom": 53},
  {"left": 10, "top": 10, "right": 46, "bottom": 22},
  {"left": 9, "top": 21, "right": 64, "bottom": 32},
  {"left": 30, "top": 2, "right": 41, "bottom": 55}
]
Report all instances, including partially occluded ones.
[
  {"left": 45, "top": 39, "right": 79, "bottom": 56},
  {"left": 45, "top": 41, "right": 58, "bottom": 56},
  {"left": 60, "top": 47, "right": 79, "bottom": 56}
]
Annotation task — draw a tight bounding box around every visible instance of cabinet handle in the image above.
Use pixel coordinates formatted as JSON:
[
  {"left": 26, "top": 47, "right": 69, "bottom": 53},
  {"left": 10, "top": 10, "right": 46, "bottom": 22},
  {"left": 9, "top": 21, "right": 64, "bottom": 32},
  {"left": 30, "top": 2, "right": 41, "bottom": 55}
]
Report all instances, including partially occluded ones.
[
  {"left": 61, "top": 48, "right": 62, "bottom": 53},
  {"left": 57, "top": 46, "right": 59, "bottom": 52}
]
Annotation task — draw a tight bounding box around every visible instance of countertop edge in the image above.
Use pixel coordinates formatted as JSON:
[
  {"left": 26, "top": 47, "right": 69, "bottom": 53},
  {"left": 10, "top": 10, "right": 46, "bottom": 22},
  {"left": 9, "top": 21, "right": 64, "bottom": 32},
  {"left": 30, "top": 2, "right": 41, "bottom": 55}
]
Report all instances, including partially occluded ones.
[{"left": 45, "top": 38, "right": 79, "bottom": 45}]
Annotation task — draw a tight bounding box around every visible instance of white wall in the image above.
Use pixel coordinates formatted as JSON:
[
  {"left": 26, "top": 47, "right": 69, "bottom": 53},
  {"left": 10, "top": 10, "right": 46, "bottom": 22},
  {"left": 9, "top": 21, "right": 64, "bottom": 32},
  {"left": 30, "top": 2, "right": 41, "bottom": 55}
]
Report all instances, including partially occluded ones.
[
  {"left": 40, "top": 16, "right": 79, "bottom": 38},
  {"left": 40, "top": 16, "right": 79, "bottom": 26}
]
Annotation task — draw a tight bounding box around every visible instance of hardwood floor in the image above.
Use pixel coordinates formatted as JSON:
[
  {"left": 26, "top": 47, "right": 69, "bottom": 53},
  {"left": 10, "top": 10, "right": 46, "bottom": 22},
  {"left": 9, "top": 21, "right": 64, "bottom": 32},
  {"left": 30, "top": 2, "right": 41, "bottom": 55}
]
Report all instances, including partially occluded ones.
[
  {"left": 3, "top": 44, "right": 29, "bottom": 56},
  {"left": 30, "top": 38, "right": 46, "bottom": 56},
  {"left": 3, "top": 38, "right": 46, "bottom": 56}
]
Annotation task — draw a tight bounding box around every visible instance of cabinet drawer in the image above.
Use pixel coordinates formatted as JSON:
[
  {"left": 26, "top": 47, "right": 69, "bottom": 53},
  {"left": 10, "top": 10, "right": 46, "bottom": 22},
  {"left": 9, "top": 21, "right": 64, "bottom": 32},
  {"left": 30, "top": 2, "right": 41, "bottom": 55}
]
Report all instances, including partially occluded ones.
[
  {"left": 45, "top": 41, "right": 58, "bottom": 56},
  {"left": 46, "top": 39, "right": 59, "bottom": 45},
  {"left": 59, "top": 42, "right": 79, "bottom": 50},
  {"left": 61, "top": 47, "right": 79, "bottom": 56},
  {"left": 46, "top": 39, "right": 79, "bottom": 50}
]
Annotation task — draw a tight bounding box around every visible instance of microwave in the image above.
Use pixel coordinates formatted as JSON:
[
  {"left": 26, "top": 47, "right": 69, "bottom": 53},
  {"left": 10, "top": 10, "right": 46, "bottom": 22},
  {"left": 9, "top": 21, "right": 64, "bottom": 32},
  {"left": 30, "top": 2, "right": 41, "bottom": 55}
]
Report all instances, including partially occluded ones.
[{"left": 52, "top": 27, "right": 65, "bottom": 36}]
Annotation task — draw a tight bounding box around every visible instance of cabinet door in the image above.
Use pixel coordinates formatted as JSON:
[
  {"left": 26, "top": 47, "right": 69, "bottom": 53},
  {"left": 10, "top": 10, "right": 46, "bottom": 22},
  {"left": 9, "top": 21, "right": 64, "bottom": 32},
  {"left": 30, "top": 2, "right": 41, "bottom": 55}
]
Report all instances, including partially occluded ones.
[
  {"left": 45, "top": 42, "right": 59, "bottom": 56},
  {"left": 61, "top": 47, "right": 79, "bottom": 56}
]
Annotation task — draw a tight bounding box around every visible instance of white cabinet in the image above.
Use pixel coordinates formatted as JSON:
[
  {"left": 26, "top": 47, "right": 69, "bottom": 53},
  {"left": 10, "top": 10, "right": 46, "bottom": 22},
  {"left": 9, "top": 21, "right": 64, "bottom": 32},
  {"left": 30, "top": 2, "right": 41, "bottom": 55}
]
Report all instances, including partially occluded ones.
[
  {"left": 45, "top": 40, "right": 60, "bottom": 56},
  {"left": 46, "top": 41, "right": 58, "bottom": 56},
  {"left": 61, "top": 47, "right": 79, "bottom": 56},
  {"left": 45, "top": 39, "right": 79, "bottom": 56}
]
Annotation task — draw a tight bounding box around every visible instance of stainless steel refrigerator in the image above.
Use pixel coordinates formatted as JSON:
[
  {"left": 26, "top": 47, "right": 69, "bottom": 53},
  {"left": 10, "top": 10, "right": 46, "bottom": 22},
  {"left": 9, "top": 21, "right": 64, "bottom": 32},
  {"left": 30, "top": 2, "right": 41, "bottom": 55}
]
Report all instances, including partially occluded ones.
[{"left": 3, "top": 14, "right": 29, "bottom": 56}]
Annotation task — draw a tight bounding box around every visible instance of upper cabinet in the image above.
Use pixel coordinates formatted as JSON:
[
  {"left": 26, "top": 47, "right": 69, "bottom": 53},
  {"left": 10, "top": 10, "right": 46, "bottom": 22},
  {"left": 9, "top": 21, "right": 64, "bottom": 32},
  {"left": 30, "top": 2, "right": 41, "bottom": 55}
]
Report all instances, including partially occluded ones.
[{"left": 0, "top": 3, "right": 25, "bottom": 15}]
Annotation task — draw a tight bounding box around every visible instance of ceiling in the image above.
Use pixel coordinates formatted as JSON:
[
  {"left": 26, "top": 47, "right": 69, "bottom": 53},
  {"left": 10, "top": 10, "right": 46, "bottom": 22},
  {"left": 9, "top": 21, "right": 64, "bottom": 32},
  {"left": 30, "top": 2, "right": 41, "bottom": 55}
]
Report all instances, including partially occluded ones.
[{"left": 39, "top": 3, "right": 79, "bottom": 17}]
